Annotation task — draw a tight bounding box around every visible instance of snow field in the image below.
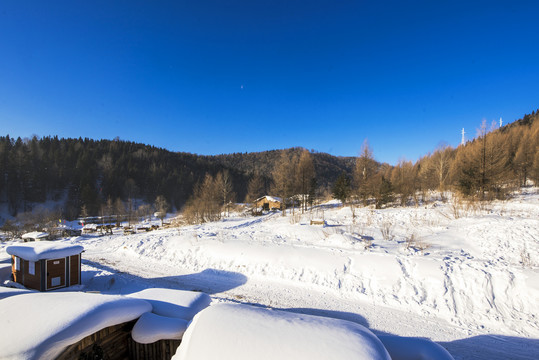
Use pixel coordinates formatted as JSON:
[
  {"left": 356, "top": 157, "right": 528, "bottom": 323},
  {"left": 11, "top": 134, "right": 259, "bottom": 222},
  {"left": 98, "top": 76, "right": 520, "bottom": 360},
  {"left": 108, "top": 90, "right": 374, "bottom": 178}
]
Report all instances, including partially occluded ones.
[
  {"left": 1, "top": 190, "right": 537, "bottom": 359},
  {"left": 60, "top": 191, "right": 539, "bottom": 339}
]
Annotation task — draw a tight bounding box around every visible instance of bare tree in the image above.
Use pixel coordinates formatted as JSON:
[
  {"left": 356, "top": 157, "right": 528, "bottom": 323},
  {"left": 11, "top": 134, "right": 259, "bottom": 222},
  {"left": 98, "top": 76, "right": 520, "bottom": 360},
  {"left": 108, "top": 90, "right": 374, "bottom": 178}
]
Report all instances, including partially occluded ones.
[
  {"left": 137, "top": 204, "right": 152, "bottom": 223},
  {"left": 80, "top": 204, "right": 88, "bottom": 219},
  {"left": 182, "top": 173, "right": 221, "bottom": 224},
  {"left": 124, "top": 179, "right": 139, "bottom": 226},
  {"left": 105, "top": 196, "right": 113, "bottom": 219},
  {"left": 419, "top": 143, "right": 453, "bottom": 200},
  {"left": 532, "top": 151, "right": 539, "bottom": 186},
  {"left": 455, "top": 120, "right": 509, "bottom": 200},
  {"left": 432, "top": 144, "right": 452, "bottom": 193},
  {"left": 514, "top": 132, "right": 534, "bottom": 186},
  {"left": 390, "top": 159, "right": 418, "bottom": 206},
  {"left": 154, "top": 195, "right": 168, "bottom": 226},
  {"left": 296, "top": 150, "right": 315, "bottom": 213},
  {"left": 215, "top": 170, "right": 234, "bottom": 216},
  {"left": 99, "top": 199, "right": 114, "bottom": 234},
  {"left": 246, "top": 173, "right": 265, "bottom": 203},
  {"left": 272, "top": 151, "right": 298, "bottom": 216},
  {"left": 114, "top": 197, "right": 125, "bottom": 227}
]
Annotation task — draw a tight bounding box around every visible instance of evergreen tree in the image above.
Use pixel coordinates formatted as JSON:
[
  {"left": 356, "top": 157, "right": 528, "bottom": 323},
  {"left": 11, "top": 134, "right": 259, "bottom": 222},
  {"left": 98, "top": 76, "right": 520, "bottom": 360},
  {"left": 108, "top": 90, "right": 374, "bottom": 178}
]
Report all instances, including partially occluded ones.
[{"left": 332, "top": 173, "right": 351, "bottom": 206}]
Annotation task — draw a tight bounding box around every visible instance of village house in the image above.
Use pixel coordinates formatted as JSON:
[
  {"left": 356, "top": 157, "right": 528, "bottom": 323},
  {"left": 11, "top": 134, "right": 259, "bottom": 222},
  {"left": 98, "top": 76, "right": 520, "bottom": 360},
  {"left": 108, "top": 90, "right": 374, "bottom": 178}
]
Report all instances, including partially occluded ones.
[
  {"left": 21, "top": 231, "right": 49, "bottom": 242},
  {"left": 7, "top": 242, "right": 84, "bottom": 291},
  {"left": 254, "top": 196, "right": 282, "bottom": 211}
]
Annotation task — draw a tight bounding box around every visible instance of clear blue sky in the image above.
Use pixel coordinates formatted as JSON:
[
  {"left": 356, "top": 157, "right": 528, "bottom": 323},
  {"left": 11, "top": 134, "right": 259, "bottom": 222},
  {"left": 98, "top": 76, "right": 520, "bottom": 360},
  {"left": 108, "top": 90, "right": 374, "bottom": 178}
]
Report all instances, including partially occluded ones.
[{"left": 1, "top": 1, "right": 538, "bottom": 165}]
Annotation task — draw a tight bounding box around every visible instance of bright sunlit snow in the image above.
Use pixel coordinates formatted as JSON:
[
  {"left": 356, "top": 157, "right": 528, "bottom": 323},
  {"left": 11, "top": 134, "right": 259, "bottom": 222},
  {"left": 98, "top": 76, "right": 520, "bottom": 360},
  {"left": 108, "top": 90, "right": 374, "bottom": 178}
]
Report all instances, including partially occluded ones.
[
  {"left": 6, "top": 241, "right": 84, "bottom": 261},
  {"left": 126, "top": 288, "right": 211, "bottom": 320},
  {"left": 132, "top": 312, "right": 188, "bottom": 344},
  {"left": 0, "top": 292, "right": 151, "bottom": 360},
  {"left": 1, "top": 190, "right": 538, "bottom": 359},
  {"left": 173, "top": 303, "right": 391, "bottom": 360}
]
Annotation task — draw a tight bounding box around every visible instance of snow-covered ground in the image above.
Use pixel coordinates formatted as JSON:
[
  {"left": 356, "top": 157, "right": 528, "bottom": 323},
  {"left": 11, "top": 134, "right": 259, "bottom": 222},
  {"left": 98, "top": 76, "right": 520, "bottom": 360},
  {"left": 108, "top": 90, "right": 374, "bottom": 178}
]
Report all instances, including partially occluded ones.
[{"left": 1, "top": 190, "right": 538, "bottom": 359}]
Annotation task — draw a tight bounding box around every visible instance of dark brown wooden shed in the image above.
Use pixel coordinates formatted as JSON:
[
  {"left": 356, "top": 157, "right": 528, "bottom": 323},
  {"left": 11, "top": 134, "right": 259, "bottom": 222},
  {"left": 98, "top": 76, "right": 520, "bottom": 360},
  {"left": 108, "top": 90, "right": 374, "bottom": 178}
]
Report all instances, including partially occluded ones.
[{"left": 6, "top": 242, "right": 84, "bottom": 291}]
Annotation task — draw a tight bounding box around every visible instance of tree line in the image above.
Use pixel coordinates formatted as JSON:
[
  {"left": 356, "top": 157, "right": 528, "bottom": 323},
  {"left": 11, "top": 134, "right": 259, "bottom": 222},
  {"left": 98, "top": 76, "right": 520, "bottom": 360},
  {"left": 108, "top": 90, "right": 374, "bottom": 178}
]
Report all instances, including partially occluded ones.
[
  {"left": 332, "top": 111, "right": 539, "bottom": 207},
  {"left": 0, "top": 137, "right": 351, "bottom": 221},
  {"left": 0, "top": 136, "right": 246, "bottom": 219},
  {"left": 1, "top": 110, "right": 537, "bottom": 225}
]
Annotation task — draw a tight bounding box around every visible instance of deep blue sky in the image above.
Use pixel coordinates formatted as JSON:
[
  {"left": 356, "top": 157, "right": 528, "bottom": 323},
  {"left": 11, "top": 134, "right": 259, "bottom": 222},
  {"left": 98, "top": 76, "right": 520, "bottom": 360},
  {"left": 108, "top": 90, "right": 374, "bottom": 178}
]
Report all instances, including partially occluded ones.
[{"left": 1, "top": 1, "right": 538, "bottom": 165}]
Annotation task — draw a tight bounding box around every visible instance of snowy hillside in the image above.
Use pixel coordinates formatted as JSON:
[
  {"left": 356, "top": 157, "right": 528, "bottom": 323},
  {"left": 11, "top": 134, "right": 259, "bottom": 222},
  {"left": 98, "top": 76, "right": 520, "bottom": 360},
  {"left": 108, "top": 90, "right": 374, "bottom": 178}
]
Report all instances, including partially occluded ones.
[{"left": 1, "top": 190, "right": 538, "bottom": 359}]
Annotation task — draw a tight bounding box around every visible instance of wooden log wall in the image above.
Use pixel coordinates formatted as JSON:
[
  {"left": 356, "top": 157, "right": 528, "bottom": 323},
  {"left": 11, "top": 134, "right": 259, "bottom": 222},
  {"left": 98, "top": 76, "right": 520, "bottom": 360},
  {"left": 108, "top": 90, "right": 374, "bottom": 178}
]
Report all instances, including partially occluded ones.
[{"left": 55, "top": 320, "right": 182, "bottom": 360}]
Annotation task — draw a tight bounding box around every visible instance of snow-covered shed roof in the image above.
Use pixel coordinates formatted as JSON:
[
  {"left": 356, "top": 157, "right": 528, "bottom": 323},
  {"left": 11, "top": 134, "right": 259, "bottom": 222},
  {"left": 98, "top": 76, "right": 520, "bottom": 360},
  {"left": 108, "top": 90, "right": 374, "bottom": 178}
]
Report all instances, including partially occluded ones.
[
  {"left": 254, "top": 195, "right": 282, "bottom": 203},
  {"left": 127, "top": 288, "right": 211, "bottom": 321},
  {"left": 377, "top": 335, "right": 454, "bottom": 360},
  {"left": 6, "top": 242, "right": 84, "bottom": 262},
  {"left": 0, "top": 292, "right": 152, "bottom": 360},
  {"left": 132, "top": 312, "right": 188, "bottom": 344},
  {"left": 0, "top": 285, "right": 32, "bottom": 300},
  {"left": 21, "top": 231, "right": 49, "bottom": 240},
  {"left": 173, "top": 303, "right": 391, "bottom": 360}
]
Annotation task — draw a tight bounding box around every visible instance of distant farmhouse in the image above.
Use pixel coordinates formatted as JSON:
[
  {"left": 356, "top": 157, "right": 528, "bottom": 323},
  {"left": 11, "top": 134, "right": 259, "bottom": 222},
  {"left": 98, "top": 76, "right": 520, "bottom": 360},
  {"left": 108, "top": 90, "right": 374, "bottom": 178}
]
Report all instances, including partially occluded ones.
[
  {"left": 21, "top": 231, "right": 49, "bottom": 242},
  {"left": 254, "top": 196, "right": 282, "bottom": 211},
  {"left": 7, "top": 242, "right": 84, "bottom": 291}
]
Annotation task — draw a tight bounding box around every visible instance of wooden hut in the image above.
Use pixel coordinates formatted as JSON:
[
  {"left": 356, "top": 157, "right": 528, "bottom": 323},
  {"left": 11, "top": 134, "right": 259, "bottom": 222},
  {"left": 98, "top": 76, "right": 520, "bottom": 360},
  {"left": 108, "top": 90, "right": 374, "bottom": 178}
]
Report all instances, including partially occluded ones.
[
  {"left": 21, "top": 231, "right": 49, "bottom": 242},
  {"left": 254, "top": 196, "right": 283, "bottom": 211},
  {"left": 6, "top": 242, "right": 84, "bottom": 291}
]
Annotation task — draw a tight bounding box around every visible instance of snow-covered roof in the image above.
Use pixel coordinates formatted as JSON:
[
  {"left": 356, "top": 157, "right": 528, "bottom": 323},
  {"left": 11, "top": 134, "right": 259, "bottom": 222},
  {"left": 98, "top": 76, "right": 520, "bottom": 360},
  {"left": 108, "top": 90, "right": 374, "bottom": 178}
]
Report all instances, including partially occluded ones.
[
  {"left": 6, "top": 242, "right": 84, "bottom": 261},
  {"left": 377, "top": 335, "right": 454, "bottom": 360},
  {"left": 126, "top": 288, "right": 211, "bottom": 321},
  {"left": 255, "top": 195, "right": 282, "bottom": 203},
  {"left": 173, "top": 303, "right": 391, "bottom": 360},
  {"left": 0, "top": 292, "right": 152, "bottom": 360},
  {"left": 131, "top": 312, "right": 188, "bottom": 344},
  {"left": 0, "top": 286, "right": 32, "bottom": 300},
  {"left": 21, "top": 231, "right": 49, "bottom": 240}
]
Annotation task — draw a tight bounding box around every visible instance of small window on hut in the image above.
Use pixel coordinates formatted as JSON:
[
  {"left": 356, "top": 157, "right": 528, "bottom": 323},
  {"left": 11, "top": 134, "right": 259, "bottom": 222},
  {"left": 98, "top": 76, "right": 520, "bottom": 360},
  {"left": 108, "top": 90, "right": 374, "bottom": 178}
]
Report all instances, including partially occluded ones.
[
  {"left": 29, "top": 261, "right": 35, "bottom": 275},
  {"left": 15, "top": 257, "right": 20, "bottom": 271}
]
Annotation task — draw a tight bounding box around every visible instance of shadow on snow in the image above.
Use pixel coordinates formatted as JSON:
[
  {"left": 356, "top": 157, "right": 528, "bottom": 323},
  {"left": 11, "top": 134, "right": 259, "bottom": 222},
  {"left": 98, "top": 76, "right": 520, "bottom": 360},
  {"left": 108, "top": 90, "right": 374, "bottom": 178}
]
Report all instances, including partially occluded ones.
[{"left": 80, "top": 259, "right": 247, "bottom": 295}]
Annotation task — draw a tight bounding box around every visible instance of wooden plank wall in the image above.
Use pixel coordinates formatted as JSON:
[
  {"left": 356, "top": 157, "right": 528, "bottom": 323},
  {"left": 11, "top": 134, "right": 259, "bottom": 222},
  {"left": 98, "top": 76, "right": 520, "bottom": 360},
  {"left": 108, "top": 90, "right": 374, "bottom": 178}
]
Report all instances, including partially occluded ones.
[
  {"left": 69, "top": 254, "right": 80, "bottom": 286},
  {"left": 21, "top": 259, "right": 41, "bottom": 290},
  {"left": 55, "top": 320, "right": 182, "bottom": 360},
  {"left": 128, "top": 338, "right": 182, "bottom": 360},
  {"left": 56, "top": 321, "right": 134, "bottom": 360},
  {"left": 46, "top": 258, "right": 66, "bottom": 289}
]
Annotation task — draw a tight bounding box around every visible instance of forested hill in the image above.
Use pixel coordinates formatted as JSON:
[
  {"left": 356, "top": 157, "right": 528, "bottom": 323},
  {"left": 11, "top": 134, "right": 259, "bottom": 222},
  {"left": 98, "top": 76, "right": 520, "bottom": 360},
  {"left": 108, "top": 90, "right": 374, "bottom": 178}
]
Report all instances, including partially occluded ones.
[
  {"left": 1, "top": 109, "right": 537, "bottom": 221},
  {"left": 205, "top": 148, "right": 357, "bottom": 188},
  {"left": 0, "top": 137, "right": 355, "bottom": 218}
]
